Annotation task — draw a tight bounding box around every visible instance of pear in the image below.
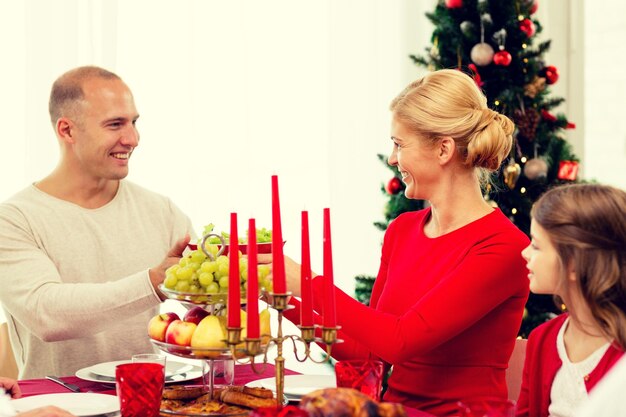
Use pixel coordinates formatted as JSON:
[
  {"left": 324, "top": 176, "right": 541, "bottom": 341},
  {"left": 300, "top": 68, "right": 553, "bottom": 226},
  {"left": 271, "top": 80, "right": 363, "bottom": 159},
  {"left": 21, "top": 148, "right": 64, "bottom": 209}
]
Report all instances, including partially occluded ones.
[
  {"left": 260, "top": 309, "right": 271, "bottom": 344},
  {"left": 236, "top": 309, "right": 248, "bottom": 351},
  {"left": 191, "top": 315, "right": 227, "bottom": 358}
]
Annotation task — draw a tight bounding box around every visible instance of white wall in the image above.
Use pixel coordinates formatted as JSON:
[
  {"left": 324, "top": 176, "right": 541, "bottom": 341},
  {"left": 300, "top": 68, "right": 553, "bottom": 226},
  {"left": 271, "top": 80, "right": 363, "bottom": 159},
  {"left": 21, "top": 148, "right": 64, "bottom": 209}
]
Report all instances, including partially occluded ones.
[
  {"left": 0, "top": 0, "right": 430, "bottom": 331},
  {"left": 1, "top": 0, "right": 624, "bottom": 328},
  {"left": 583, "top": 0, "right": 626, "bottom": 186},
  {"left": 0, "top": 0, "right": 421, "bottom": 294}
]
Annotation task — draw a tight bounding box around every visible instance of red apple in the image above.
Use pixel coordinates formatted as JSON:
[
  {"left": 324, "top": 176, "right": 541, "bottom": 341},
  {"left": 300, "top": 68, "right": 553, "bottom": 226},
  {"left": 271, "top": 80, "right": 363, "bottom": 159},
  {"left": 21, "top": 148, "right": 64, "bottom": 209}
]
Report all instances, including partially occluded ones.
[
  {"left": 147, "top": 312, "right": 180, "bottom": 342},
  {"left": 165, "top": 319, "right": 197, "bottom": 346},
  {"left": 183, "top": 306, "right": 210, "bottom": 325}
]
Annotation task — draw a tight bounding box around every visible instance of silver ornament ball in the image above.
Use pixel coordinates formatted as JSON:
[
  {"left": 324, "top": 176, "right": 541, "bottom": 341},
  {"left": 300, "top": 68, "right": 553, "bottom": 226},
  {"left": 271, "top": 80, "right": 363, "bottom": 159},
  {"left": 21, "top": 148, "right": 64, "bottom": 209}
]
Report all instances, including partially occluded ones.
[
  {"left": 460, "top": 21, "right": 474, "bottom": 37},
  {"left": 471, "top": 43, "right": 495, "bottom": 66},
  {"left": 523, "top": 158, "right": 549, "bottom": 180}
]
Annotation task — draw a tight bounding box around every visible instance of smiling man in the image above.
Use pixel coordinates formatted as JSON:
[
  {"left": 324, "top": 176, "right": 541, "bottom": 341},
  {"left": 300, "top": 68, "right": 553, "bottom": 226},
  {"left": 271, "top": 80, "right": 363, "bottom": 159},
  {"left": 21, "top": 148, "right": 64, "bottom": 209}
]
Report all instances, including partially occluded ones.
[{"left": 0, "top": 66, "right": 193, "bottom": 378}]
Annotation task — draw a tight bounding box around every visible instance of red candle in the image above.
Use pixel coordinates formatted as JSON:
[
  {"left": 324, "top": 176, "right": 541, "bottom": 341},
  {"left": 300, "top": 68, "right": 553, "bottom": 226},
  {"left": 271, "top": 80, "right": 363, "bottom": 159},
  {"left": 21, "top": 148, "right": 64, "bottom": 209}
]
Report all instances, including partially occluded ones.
[
  {"left": 271, "top": 175, "right": 287, "bottom": 293},
  {"left": 300, "top": 211, "right": 314, "bottom": 326},
  {"left": 246, "top": 218, "right": 260, "bottom": 338},
  {"left": 322, "top": 208, "right": 336, "bottom": 327},
  {"left": 228, "top": 212, "right": 241, "bottom": 328}
]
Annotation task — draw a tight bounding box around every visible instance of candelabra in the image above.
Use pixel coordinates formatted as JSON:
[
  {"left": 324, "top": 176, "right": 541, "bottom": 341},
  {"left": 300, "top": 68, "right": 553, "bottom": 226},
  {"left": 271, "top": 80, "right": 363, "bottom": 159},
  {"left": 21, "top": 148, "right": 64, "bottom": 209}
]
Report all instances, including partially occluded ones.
[{"left": 226, "top": 291, "right": 341, "bottom": 408}]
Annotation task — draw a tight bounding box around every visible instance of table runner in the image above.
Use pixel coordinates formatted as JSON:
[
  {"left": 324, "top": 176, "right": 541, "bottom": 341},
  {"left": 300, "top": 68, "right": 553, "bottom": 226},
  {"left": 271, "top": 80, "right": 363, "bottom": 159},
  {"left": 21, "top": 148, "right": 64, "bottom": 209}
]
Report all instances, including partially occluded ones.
[{"left": 17, "top": 364, "right": 433, "bottom": 416}]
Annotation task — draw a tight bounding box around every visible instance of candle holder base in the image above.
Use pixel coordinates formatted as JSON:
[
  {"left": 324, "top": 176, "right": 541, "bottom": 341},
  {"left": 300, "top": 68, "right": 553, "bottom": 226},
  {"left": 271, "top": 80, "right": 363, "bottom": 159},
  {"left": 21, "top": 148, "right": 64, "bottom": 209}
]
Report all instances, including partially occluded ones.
[
  {"left": 321, "top": 326, "right": 341, "bottom": 345},
  {"left": 266, "top": 292, "right": 292, "bottom": 311},
  {"left": 226, "top": 327, "right": 243, "bottom": 346},
  {"left": 245, "top": 338, "right": 262, "bottom": 356},
  {"left": 298, "top": 326, "right": 316, "bottom": 343}
]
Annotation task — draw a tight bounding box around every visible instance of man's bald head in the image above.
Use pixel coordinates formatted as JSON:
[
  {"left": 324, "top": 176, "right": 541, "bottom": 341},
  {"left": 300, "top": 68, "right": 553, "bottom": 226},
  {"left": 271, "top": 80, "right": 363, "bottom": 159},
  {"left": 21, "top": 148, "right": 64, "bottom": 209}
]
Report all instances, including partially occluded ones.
[{"left": 48, "top": 66, "right": 122, "bottom": 126}]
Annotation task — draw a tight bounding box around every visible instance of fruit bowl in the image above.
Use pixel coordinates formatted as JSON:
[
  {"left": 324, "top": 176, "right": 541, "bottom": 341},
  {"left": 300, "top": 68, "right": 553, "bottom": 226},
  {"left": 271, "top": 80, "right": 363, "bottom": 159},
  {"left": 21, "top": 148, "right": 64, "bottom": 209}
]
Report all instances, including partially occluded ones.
[
  {"left": 151, "top": 339, "right": 236, "bottom": 360},
  {"left": 159, "top": 284, "right": 254, "bottom": 305},
  {"left": 151, "top": 339, "right": 265, "bottom": 360}
]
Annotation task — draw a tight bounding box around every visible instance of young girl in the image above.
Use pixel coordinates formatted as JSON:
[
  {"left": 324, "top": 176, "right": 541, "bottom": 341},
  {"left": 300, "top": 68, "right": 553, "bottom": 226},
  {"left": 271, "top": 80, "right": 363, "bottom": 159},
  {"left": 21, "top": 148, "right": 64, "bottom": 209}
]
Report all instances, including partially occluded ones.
[{"left": 517, "top": 183, "right": 626, "bottom": 417}]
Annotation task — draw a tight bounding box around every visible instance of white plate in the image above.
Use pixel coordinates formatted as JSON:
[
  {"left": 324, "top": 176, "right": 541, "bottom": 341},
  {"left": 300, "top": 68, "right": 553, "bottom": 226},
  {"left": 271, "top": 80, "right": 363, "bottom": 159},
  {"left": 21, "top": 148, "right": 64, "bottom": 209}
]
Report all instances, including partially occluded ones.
[
  {"left": 88, "top": 359, "right": 192, "bottom": 378},
  {"left": 76, "top": 363, "right": 203, "bottom": 385},
  {"left": 12, "top": 393, "right": 119, "bottom": 416},
  {"left": 247, "top": 375, "right": 336, "bottom": 398}
]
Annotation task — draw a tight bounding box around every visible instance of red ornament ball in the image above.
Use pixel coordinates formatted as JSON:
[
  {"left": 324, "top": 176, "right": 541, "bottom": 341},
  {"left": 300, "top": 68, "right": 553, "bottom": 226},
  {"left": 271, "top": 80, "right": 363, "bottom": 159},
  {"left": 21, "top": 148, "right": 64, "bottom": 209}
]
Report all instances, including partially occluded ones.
[
  {"left": 493, "top": 50, "right": 512, "bottom": 66},
  {"left": 529, "top": 0, "right": 539, "bottom": 14},
  {"left": 542, "top": 65, "right": 559, "bottom": 84},
  {"left": 519, "top": 19, "right": 536, "bottom": 38},
  {"left": 386, "top": 177, "right": 403, "bottom": 195},
  {"left": 445, "top": 0, "right": 463, "bottom": 8}
]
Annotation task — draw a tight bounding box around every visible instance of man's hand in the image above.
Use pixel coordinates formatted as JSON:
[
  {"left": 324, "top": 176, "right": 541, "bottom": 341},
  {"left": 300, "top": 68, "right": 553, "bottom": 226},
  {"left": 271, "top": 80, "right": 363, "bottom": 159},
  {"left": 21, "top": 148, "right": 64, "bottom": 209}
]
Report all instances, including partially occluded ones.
[{"left": 149, "top": 234, "right": 191, "bottom": 296}]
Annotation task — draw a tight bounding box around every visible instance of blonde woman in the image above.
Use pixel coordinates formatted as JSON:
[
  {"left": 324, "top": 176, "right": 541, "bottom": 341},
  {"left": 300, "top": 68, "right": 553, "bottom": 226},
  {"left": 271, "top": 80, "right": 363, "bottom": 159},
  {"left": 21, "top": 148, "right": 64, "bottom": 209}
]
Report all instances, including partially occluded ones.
[
  {"left": 517, "top": 184, "right": 626, "bottom": 417},
  {"left": 278, "top": 69, "right": 530, "bottom": 416}
]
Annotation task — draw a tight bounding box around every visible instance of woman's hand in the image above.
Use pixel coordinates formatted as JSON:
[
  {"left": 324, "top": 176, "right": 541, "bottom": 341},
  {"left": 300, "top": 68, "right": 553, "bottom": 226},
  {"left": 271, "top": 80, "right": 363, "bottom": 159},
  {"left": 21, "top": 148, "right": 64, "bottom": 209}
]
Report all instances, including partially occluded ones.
[
  {"left": 0, "top": 376, "right": 21, "bottom": 398},
  {"left": 257, "top": 254, "right": 318, "bottom": 298}
]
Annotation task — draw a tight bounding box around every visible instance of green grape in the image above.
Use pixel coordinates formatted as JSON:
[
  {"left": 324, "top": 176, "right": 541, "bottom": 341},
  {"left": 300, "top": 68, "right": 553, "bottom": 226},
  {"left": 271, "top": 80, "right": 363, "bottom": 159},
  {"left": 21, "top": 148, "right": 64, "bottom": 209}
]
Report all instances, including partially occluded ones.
[
  {"left": 202, "top": 223, "right": 216, "bottom": 236},
  {"left": 207, "top": 236, "right": 222, "bottom": 244},
  {"left": 175, "top": 281, "right": 190, "bottom": 292},
  {"left": 188, "top": 284, "right": 200, "bottom": 293},
  {"left": 188, "top": 262, "right": 202, "bottom": 272},
  {"left": 217, "top": 263, "right": 229, "bottom": 277},
  {"left": 200, "top": 261, "right": 218, "bottom": 274},
  {"left": 240, "top": 266, "right": 248, "bottom": 281},
  {"left": 259, "top": 278, "right": 273, "bottom": 292},
  {"left": 190, "top": 274, "right": 200, "bottom": 286},
  {"left": 205, "top": 282, "right": 219, "bottom": 294},
  {"left": 218, "top": 276, "right": 229, "bottom": 289},
  {"left": 216, "top": 255, "right": 229, "bottom": 265},
  {"left": 176, "top": 266, "right": 194, "bottom": 281},
  {"left": 258, "top": 264, "right": 270, "bottom": 280},
  {"left": 207, "top": 244, "right": 219, "bottom": 258},
  {"left": 164, "top": 274, "right": 178, "bottom": 289},
  {"left": 190, "top": 250, "right": 206, "bottom": 264},
  {"left": 257, "top": 227, "right": 272, "bottom": 243},
  {"left": 178, "top": 257, "right": 189, "bottom": 267},
  {"left": 166, "top": 264, "right": 180, "bottom": 275},
  {"left": 199, "top": 272, "right": 214, "bottom": 287}
]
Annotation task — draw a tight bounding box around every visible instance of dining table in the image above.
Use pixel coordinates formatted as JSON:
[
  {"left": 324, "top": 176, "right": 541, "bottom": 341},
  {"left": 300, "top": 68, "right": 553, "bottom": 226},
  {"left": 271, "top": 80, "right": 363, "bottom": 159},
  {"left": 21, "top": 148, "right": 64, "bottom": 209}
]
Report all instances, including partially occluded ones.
[{"left": 17, "top": 364, "right": 434, "bottom": 417}]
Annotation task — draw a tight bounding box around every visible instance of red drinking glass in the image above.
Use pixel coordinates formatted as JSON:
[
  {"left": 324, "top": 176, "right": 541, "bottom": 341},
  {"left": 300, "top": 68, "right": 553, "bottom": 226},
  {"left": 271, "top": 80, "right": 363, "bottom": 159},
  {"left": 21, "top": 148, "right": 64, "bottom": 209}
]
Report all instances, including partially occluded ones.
[
  {"left": 335, "top": 360, "right": 384, "bottom": 401},
  {"left": 457, "top": 398, "right": 515, "bottom": 417},
  {"left": 116, "top": 362, "right": 165, "bottom": 417}
]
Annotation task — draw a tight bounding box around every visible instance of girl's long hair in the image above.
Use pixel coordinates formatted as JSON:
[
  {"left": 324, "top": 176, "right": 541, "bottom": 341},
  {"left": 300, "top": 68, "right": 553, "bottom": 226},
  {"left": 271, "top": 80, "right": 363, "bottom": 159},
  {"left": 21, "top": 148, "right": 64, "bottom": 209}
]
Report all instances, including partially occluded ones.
[{"left": 532, "top": 183, "right": 626, "bottom": 349}]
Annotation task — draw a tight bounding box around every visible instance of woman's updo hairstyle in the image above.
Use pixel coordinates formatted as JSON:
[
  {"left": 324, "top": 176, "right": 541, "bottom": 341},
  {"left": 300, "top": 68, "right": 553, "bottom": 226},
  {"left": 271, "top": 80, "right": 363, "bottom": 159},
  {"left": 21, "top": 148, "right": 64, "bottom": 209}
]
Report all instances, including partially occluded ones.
[{"left": 390, "top": 69, "right": 515, "bottom": 181}]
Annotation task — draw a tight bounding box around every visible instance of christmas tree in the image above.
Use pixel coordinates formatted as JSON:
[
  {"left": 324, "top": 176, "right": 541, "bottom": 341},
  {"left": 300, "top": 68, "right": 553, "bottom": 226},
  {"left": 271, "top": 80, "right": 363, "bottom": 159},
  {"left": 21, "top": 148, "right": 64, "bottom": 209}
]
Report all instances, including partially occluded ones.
[{"left": 357, "top": 0, "right": 579, "bottom": 337}]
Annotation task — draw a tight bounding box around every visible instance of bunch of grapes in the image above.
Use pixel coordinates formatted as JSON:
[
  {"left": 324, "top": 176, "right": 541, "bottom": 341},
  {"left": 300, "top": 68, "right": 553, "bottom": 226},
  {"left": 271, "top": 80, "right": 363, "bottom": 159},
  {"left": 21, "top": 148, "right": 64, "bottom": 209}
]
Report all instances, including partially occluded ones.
[{"left": 163, "top": 229, "right": 273, "bottom": 295}]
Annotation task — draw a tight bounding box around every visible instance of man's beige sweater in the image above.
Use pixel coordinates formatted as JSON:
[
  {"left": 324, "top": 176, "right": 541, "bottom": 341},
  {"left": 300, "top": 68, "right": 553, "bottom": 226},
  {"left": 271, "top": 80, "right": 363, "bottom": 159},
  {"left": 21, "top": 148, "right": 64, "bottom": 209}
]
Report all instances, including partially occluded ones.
[{"left": 0, "top": 181, "right": 192, "bottom": 378}]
